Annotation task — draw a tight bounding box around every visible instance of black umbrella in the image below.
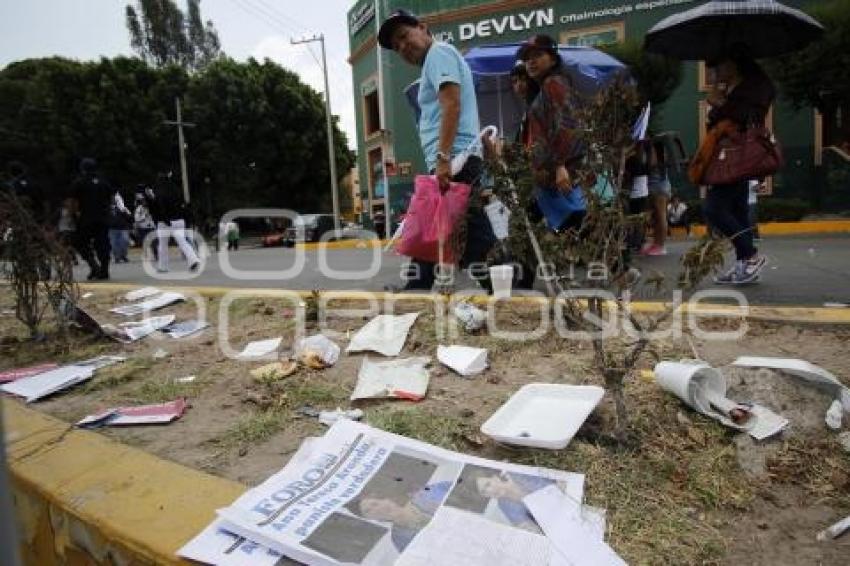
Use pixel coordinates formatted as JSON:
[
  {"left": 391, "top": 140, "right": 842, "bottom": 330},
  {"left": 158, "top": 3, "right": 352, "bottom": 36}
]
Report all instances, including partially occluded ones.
[{"left": 644, "top": 0, "right": 824, "bottom": 60}]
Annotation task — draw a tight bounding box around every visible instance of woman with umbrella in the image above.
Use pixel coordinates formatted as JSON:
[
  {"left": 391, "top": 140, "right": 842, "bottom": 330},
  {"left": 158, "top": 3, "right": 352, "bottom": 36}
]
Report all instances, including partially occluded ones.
[
  {"left": 644, "top": 0, "right": 824, "bottom": 285},
  {"left": 703, "top": 45, "right": 775, "bottom": 284}
]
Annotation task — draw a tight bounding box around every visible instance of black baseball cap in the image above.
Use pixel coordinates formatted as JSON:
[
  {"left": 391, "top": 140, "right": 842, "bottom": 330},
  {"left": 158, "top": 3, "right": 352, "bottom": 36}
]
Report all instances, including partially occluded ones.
[
  {"left": 378, "top": 9, "right": 420, "bottom": 50},
  {"left": 517, "top": 34, "right": 559, "bottom": 61}
]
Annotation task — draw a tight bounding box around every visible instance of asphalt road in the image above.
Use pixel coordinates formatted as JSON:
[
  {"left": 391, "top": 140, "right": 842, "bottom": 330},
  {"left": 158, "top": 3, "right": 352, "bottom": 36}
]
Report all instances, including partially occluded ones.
[{"left": 76, "top": 234, "right": 850, "bottom": 306}]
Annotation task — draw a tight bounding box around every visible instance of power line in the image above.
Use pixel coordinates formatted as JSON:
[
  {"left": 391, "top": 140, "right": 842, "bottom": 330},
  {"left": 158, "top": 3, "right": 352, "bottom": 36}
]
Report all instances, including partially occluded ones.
[
  {"left": 226, "top": 0, "right": 322, "bottom": 67},
  {"left": 252, "top": 0, "right": 311, "bottom": 34}
]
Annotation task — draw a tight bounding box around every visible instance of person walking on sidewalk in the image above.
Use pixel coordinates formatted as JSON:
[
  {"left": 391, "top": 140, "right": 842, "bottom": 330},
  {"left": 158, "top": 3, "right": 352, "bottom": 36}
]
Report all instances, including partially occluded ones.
[
  {"left": 133, "top": 187, "right": 157, "bottom": 262},
  {"left": 703, "top": 46, "right": 774, "bottom": 285},
  {"left": 145, "top": 176, "right": 199, "bottom": 273},
  {"left": 108, "top": 190, "right": 132, "bottom": 263},
  {"left": 378, "top": 9, "right": 496, "bottom": 292}
]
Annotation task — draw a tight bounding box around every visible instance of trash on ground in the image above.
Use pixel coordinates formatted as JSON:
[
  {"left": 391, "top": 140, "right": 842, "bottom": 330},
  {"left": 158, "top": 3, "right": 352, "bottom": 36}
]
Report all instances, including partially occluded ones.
[
  {"left": 817, "top": 514, "right": 850, "bottom": 541},
  {"left": 77, "top": 398, "right": 188, "bottom": 427},
  {"left": 732, "top": 356, "right": 850, "bottom": 414},
  {"left": 489, "top": 265, "right": 514, "bottom": 299},
  {"left": 81, "top": 292, "right": 94, "bottom": 299},
  {"left": 351, "top": 356, "right": 430, "bottom": 401},
  {"left": 295, "top": 335, "right": 340, "bottom": 369},
  {"left": 346, "top": 312, "right": 419, "bottom": 356},
  {"left": 110, "top": 291, "right": 185, "bottom": 316},
  {"left": 0, "top": 355, "right": 125, "bottom": 402},
  {"left": 124, "top": 286, "right": 162, "bottom": 301},
  {"left": 481, "top": 384, "right": 605, "bottom": 449},
  {"left": 196, "top": 419, "right": 584, "bottom": 565},
  {"left": 823, "top": 302, "right": 849, "bottom": 308},
  {"left": 0, "top": 363, "right": 59, "bottom": 384},
  {"left": 235, "top": 337, "right": 282, "bottom": 360},
  {"left": 525, "top": 485, "right": 625, "bottom": 565},
  {"left": 454, "top": 302, "right": 487, "bottom": 332},
  {"left": 175, "top": 375, "right": 196, "bottom": 384},
  {"left": 317, "top": 407, "right": 364, "bottom": 426},
  {"left": 825, "top": 399, "right": 843, "bottom": 430},
  {"left": 437, "top": 345, "right": 488, "bottom": 376},
  {"left": 152, "top": 348, "right": 170, "bottom": 360},
  {"left": 161, "top": 319, "right": 210, "bottom": 339},
  {"left": 104, "top": 315, "right": 175, "bottom": 343},
  {"left": 655, "top": 360, "right": 789, "bottom": 440},
  {"left": 251, "top": 361, "right": 298, "bottom": 382}
]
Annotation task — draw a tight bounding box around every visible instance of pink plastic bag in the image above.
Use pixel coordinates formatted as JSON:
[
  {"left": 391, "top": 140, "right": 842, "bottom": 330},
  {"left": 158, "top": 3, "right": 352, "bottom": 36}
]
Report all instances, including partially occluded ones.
[{"left": 397, "top": 175, "right": 470, "bottom": 263}]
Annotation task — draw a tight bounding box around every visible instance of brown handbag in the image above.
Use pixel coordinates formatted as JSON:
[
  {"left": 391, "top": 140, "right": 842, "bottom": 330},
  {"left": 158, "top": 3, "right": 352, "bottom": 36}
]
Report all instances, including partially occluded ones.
[{"left": 702, "top": 125, "right": 784, "bottom": 186}]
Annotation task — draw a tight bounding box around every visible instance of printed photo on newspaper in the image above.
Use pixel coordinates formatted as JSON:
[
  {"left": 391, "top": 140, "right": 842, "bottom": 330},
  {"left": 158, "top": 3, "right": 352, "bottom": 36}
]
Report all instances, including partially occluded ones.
[{"left": 183, "top": 420, "right": 585, "bottom": 565}]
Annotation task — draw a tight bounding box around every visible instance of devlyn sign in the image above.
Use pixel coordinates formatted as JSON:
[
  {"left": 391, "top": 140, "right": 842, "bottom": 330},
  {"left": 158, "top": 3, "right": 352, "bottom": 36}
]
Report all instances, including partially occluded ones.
[{"left": 429, "top": 0, "right": 696, "bottom": 43}]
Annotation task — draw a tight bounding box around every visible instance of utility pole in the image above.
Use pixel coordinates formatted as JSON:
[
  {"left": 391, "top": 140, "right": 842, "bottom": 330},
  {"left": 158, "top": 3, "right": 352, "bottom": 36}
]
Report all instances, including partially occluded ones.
[
  {"left": 291, "top": 34, "right": 341, "bottom": 233},
  {"left": 163, "top": 98, "right": 195, "bottom": 204}
]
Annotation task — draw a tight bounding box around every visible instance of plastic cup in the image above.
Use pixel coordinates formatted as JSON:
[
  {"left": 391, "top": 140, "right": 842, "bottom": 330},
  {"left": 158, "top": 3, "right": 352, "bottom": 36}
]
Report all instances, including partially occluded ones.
[
  {"left": 489, "top": 265, "right": 514, "bottom": 299},
  {"left": 654, "top": 360, "right": 726, "bottom": 414}
]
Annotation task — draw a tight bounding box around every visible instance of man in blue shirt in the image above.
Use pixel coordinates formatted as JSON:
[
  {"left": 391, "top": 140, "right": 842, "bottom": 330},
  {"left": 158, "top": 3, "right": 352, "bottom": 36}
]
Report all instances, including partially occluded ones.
[{"left": 379, "top": 10, "right": 496, "bottom": 291}]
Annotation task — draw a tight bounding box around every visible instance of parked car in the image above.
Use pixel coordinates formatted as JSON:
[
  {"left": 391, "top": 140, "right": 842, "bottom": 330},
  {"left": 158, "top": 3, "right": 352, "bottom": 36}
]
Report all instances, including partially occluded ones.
[{"left": 262, "top": 214, "right": 336, "bottom": 247}]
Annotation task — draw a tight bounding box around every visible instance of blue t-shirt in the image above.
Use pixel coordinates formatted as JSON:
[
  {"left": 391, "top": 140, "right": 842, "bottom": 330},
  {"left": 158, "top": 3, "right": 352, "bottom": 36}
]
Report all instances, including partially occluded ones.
[{"left": 417, "top": 42, "right": 480, "bottom": 171}]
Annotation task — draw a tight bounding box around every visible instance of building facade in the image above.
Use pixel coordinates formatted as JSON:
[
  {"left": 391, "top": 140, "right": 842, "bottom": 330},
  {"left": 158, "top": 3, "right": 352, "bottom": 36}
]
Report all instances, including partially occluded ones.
[{"left": 347, "top": 0, "right": 836, "bottom": 229}]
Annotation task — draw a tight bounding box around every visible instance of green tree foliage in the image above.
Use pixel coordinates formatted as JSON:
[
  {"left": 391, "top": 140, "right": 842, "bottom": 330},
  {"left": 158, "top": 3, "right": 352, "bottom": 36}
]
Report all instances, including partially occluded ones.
[
  {"left": 126, "top": 0, "right": 221, "bottom": 71},
  {"left": 0, "top": 57, "right": 354, "bottom": 221},
  {"left": 765, "top": 0, "right": 850, "bottom": 112},
  {"left": 601, "top": 39, "right": 683, "bottom": 127}
]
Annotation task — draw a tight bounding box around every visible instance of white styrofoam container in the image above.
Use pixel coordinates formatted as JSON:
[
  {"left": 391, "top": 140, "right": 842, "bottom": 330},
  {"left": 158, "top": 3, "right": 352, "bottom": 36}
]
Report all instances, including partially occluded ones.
[{"left": 481, "top": 384, "right": 605, "bottom": 449}]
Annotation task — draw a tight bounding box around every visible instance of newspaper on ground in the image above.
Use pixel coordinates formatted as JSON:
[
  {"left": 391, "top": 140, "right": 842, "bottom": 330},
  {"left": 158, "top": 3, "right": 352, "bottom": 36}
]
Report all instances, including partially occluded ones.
[
  {"left": 161, "top": 319, "right": 210, "bottom": 339},
  {"left": 437, "top": 345, "right": 488, "bottom": 377},
  {"left": 351, "top": 357, "right": 430, "bottom": 401},
  {"left": 296, "top": 335, "right": 341, "bottom": 369},
  {"left": 110, "top": 291, "right": 185, "bottom": 316},
  {"left": 77, "top": 398, "right": 188, "bottom": 427},
  {"left": 193, "top": 419, "right": 586, "bottom": 566},
  {"left": 1, "top": 355, "right": 126, "bottom": 402},
  {"left": 0, "top": 363, "right": 59, "bottom": 384},
  {"left": 346, "top": 313, "right": 419, "bottom": 357},
  {"left": 125, "top": 286, "right": 162, "bottom": 301},
  {"left": 524, "top": 485, "right": 625, "bottom": 565}
]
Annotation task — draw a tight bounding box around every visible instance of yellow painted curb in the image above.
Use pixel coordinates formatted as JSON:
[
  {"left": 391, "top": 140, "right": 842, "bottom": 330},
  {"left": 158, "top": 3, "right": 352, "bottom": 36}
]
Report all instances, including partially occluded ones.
[
  {"left": 682, "top": 220, "right": 850, "bottom": 238},
  {"left": 295, "top": 238, "right": 390, "bottom": 251},
  {"left": 81, "top": 283, "right": 850, "bottom": 325},
  {"left": 3, "top": 399, "right": 244, "bottom": 564}
]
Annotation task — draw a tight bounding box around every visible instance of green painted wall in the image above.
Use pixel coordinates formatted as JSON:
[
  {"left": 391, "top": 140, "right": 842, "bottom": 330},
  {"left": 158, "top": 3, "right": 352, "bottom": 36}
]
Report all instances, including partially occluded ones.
[{"left": 348, "top": 0, "right": 821, "bottom": 223}]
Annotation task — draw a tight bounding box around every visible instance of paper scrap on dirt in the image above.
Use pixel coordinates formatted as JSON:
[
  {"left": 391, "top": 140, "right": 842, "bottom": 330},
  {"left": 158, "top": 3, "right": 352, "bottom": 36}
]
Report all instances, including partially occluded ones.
[
  {"left": 346, "top": 313, "right": 419, "bottom": 356},
  {"left": 77, "top": 398, "right": 188, "bottom": 427},
  {"left": 351, "top": 357, "right": 430, "bottom": 401},
  {"left": 0, "top": 355, "right": 126, "bottom": 402},
  {"left": 110, "top": 291, "right": 185, "bottom": 316},
  {"left": 318, "top": 407, "right": 364, "bottom": 426},
  {"left": 524, "top": 485, "right": 625, "bottom": 566},
  {"left": 732, "top": 356, "right": 850, "bottom": 412},
  {"left": 108, "top": 315, "right": 175, "bottom": 343},
  {"left": 125, "top": 286, "right": 162, "bottom": 301},
  {"left": 236, "top": 337, "right": 282, "bottom": 360},
  {"left": 438, "top": 345, "right": 488, "bottom": 376},
  {"left": 161, "top": 319, "right": 210, "bottom": 339},
  {"left": 0, "top": 363, "right": 59, "bottom": 384},
  {"left": 295, "top": 335, "right": 340, "bottom": 368},
  {"left": 196, "top": 419, "right": 583, "bottom": 565}
]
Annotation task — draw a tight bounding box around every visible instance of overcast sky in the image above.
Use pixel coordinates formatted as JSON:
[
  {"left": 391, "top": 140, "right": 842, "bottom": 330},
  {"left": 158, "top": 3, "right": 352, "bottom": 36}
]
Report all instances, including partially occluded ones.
[{"left": 0, "top": 0, "right": 359, "bottom": 148}]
